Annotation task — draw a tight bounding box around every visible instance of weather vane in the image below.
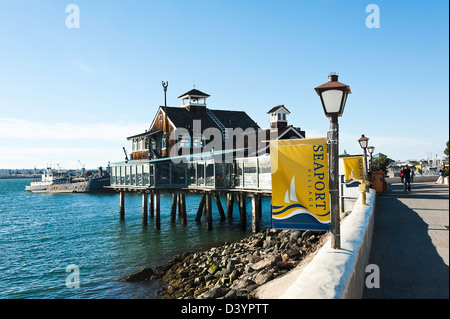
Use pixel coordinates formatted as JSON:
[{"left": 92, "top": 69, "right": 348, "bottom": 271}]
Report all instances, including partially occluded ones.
[{"left": 161, "top": 81, "right": 168, "bottom": 92}]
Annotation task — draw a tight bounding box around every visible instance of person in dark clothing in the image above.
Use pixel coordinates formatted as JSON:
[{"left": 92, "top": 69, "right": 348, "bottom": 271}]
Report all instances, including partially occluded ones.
[{"left": 403, "top": 165, "right": 411, "bottom": 191}]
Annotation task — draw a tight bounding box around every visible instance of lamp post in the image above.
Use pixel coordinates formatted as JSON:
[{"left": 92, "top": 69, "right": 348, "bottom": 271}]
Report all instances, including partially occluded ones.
[
  {"left": 315, "top": 73, "right": 351, "bottom": 250},
  {"left": 367, "top": 146, "right": 375, "bottom": 174},
  {"left": 162, "top": 81, "right": 169, "bottom": 156},
  {"left": 358, "top": 135, "right": 369, "bottom": 180}
]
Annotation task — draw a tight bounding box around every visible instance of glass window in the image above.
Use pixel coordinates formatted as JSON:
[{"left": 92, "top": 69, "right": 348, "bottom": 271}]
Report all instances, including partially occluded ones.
[
  {"left": 206, "top": 162, "right": 214, "bottom": 187},
  {"left": 178, "top": 134, "right": 190, "bottom": 148},
  {"left": 193, "top": 137, "right": 202, "bottom": 148},
  {"left": 197, "top": 163, "right": 205, "bottom": 186},
  {"left": 187, "top": 163, "right": 197, "bottom": 186},
  {"left": 155, "top": 162, "right": 170, "bottom": 186},
  {"left": 172, "top": 163, "right": 186, "bottom": 185},
  {"left": 162, "top": 134, "right": 167, "bottom": 150}
]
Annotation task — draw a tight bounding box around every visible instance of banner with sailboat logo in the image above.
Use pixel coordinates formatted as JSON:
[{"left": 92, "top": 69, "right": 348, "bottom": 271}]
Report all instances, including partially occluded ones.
[
  {"left": 269, "top": 138, "right": 331, "bottom": 231},
  {"left": 343, "top": 156, "right": 365, "bottom": 187}
]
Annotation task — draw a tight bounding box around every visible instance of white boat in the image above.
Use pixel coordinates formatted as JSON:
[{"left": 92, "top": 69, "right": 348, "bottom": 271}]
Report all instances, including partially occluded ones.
[{"left": 25, "top": 168, "right": 68, "bottom": 192}]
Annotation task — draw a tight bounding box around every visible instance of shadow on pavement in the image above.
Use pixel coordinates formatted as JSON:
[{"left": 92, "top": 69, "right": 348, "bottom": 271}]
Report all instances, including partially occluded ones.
[{"left": 363, "top": 183, "right": 449, "bottom": 299}]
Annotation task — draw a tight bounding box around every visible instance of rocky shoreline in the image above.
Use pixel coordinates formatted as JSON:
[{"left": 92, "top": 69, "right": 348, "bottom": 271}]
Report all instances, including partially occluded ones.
[{"left": 119, "top": 228, "right": 327, "bottom": 299}]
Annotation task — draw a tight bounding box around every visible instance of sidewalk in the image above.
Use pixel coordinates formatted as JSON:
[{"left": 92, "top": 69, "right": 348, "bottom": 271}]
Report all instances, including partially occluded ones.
[{"left": 363, "top": 182, "right": 449, "bottom": 299}]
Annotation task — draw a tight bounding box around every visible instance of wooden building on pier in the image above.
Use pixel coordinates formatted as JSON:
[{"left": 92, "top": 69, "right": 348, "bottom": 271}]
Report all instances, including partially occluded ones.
[
  {"left": 112, "top": 87, "right": 306, "bottom": 233},
  {"left": 127, "top": 89, "right": 260, "bottom": 161}
]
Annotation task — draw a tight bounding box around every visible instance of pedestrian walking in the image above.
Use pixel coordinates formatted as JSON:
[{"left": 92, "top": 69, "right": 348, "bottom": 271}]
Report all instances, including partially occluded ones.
[
  {"left": 436, "top": 169, "right": 444, "bottom": 184},
  {"left": 403, "top": 165, "right": 411, "bottom": 191},
  {"left": 410, "top": 168, "right": 415, "bottom": 183}
]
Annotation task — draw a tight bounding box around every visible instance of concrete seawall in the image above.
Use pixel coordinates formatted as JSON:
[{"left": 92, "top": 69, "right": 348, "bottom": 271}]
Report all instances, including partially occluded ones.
[{"left": 256, "top": 188, "right": 376, "bottom": 299}]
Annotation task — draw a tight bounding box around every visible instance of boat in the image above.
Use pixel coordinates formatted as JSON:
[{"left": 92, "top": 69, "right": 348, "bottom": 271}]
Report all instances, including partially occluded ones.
[
  {"left": 25, "top": 167, "right": 111, "bottom": 193},
  {"left": 25, "top": 168, "right": 65, "bottom": 192}
]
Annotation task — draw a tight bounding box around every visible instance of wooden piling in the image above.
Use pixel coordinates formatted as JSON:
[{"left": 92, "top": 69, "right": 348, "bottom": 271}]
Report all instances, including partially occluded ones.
[
  {"left": 214, "top": 194, "right": 226, "bottom": 221},
  {"left": 177, "top": 194, "right": 182, "bottom": 218},
  {"left": 154, "top": 192, "right": 160, "bottom": 230},
  {"left": 195, "top": 194, "right": 205, "bottom": 222},
  {"left": 171, "top": 194, "right": 178, "bottom": 223},
  {"left": 226, "top": 193, "right": 234, "bottom": 220},
  {"left": 119, "top": 191, "right": 125, "bottom": 221},
  {"left": 238, "top": 193, "right": 247, "bottom": 229},
  {"left": 180, "top": 193, "right": 187, "bottom": 225},
  {"left": 142, "top": 192, "right": 148, "bottom": 226},
  {"left": 252, "top": 195, "right": 262, "bottom": 233},
  {"left": 149, "top": 193, "right": 154, "bottom": 219},
  {"left": 205, "top": 193, "right": 213, "bottom": 231}
]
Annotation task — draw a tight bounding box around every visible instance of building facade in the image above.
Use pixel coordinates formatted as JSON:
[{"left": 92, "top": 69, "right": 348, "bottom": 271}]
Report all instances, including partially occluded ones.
[{"left": 126, "top": 89, "right": 305, "bottom": 162}]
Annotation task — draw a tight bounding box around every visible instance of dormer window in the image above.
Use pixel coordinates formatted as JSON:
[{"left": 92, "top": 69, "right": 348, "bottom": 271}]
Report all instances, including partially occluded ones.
[{"left": 177, "top": 134, "right": 191, "bottom": 148}]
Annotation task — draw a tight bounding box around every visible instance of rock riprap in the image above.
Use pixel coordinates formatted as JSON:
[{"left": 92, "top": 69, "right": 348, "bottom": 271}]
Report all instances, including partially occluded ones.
[{"left": 119, "top": 229, "right": 326, "bottom": 299}]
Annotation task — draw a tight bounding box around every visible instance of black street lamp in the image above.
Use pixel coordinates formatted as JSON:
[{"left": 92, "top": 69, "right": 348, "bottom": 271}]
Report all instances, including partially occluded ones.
[
  {"left": 315, "top": 73, "right": 351, "bottom": 250},
  {"left": 358, "top": 134, "right": 369, "bottom": 180}
]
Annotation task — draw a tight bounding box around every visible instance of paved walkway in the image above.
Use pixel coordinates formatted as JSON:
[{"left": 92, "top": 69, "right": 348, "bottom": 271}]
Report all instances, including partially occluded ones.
[{"left": 363, "top": 182, "right": 449, "bottom": 299}]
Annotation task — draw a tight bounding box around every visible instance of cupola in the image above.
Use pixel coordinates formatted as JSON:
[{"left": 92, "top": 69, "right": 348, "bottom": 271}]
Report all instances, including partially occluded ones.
[
  {"left": 267, "top": 105, "right": 290, "bottom": 130},
  {"left": 178, "top": 89, "right": 210, "bottom": 113}
]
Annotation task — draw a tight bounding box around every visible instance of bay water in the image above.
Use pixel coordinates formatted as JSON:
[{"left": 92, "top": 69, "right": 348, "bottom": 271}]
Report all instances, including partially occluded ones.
[{"left": 0, "top": 178, "right": 271, "bottom": 299}]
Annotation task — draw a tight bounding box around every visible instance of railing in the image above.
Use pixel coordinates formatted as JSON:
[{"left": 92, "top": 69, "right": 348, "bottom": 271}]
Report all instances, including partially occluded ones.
[{"left": 110, "top": 155, "right": 271, "bottom": 191}]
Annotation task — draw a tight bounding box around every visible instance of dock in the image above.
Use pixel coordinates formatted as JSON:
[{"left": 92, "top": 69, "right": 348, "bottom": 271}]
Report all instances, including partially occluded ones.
[{"left": 108, "top": 155, "right": 272, "bottom": 233}]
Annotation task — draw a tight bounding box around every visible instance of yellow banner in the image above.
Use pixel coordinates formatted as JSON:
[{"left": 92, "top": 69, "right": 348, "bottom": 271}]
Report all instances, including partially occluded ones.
[
  {"left": 269, "top": 138, "right": 330, "bottom": 231},
  {"left": 343, "top": 156, "right": 365, "bottom": 186}
]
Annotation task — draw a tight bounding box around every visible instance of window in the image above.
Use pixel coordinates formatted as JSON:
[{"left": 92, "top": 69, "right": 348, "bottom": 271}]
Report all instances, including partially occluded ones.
[
  {"left": 178, "top": 134, "right": 190, "bottom": 148},
  {"left": 192, "top": 137, "right": 204, "bottom": 148},
  {"left": 162, "top": 134, "right": 167, "bottom": 149}
]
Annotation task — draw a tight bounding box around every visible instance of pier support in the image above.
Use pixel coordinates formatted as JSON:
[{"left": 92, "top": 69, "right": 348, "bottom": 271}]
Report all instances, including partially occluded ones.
[
  {"left": 238, "top": 194, "right": 247, "bottom": 229},
  {"left": 119, "top": 191, "right": 125, "bottom": 221},
  {"left": 205, "top": 193, "right": 213, "bottom": 231},
  {"left": 226, "top": 193, "right": 234, "bottom": 220},
  {"left": 171, "top": 194, "right": 178, "bottom": 223},
  {"left": 214, "top": 194, "right": 226, "bottom": 221},
  {"left": 196, "top": 194, "right": 206, "bottom": 222},
  {"left": 180, "top": 193, "right": 187, "bottom": 225},
  {"left": 251, "top": 195, "right": 262, "bottom": 233},
  {"left": 142, "top": 193, "right": 148, "bottom": 226},
  {"left": 154, "top": 192, "right": 160, "bottom": 230},
  {"left": 149, "top": 193, "right": 154, "bottom": 219}
]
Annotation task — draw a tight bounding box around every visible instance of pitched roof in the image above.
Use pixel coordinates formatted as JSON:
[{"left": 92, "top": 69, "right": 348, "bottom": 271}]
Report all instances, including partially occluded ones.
[
  {"left": 163, "top": 106, "right": 260, "bottom": 131},
  {"left": 210, "top": 109, "right": 260, "bottom": 131},
  {"left": 267, "top": 105, "right": 291, "bottom": 114},
  {"left": 177, "top": 89, "right": 210, "bottom": 99}
]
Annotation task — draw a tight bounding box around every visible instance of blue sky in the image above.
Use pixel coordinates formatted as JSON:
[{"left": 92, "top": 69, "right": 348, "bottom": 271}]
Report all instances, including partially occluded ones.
[{"left": 0, "top": 0, "right": 448, "bottom": 169}]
